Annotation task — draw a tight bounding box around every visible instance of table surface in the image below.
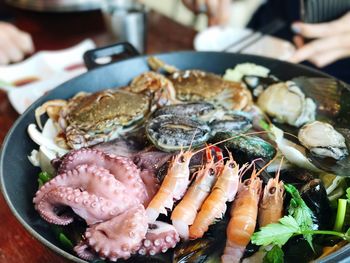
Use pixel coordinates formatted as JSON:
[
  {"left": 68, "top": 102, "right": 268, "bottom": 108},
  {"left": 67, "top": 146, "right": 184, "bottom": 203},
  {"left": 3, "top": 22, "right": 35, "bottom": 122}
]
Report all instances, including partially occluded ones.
[{"left": 0, "top": 8, "right": 196, "bottom": 263}]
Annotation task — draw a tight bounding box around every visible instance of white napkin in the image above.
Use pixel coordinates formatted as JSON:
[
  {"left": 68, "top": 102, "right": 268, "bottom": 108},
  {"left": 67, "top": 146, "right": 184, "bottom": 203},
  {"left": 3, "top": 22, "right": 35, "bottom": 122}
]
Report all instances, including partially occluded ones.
[{"left": 0, "top": 39, "right": 96, "bottom": 114}]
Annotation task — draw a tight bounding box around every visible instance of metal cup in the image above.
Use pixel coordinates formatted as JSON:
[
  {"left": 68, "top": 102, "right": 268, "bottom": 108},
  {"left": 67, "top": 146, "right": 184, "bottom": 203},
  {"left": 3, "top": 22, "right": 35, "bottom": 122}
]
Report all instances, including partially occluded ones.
[{"left": 101, "top": 0, "right": 147, "bottom": 53}]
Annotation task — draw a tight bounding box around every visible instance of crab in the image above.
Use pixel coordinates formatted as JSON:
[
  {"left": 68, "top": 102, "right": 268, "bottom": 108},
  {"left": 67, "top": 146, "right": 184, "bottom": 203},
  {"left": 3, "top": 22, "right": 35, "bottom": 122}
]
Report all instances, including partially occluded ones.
[
  {"left": 148, "top": 57, "right": 253, "bottom": 111},
  {"left": 33, "top": 70, "right": 180, "bottom": 150},
  {"left": 59, "top": 89, "right": 150, "bottom": 149}
]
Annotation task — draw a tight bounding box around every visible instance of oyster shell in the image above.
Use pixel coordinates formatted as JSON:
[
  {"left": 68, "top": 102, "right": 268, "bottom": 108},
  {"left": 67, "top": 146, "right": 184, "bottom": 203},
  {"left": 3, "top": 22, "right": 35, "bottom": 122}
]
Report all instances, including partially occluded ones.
[
  {"left": 257, "top": 81, "right": 316, "bottom": 127},
  {"left": 298, "top": 121, "right": 348, "bottom": 160}
]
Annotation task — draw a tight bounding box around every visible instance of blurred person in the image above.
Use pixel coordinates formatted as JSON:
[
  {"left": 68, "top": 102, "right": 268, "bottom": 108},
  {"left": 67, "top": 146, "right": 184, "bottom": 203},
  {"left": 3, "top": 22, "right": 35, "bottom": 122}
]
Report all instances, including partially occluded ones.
[
  {"left": 182, "top": 0, "right": 350, "bottom": 83},
  {"left": 0, "top": 22, "right": 34, "bottom": 65},
  {"left": 0, "top": 0, "right": 34, "bottom": 65}
]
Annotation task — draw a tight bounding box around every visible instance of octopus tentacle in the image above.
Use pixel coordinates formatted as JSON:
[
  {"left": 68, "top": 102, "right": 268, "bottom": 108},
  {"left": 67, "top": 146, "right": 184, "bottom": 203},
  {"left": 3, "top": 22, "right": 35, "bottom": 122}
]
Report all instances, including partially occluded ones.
[
  {"left": 57, "top": 148, "right": 148, "bottom": 204},
  {"left": 138, "top": 221, "right": 180, "bottom": 256},
  {"left": 37, "top": 186, "right": 136, "bottom": 225},
  {"left": 34, "top": 165, "right": 139, "bottom": 212},
  {"left": 85, "top": 204, "right": 148, "bottom": 261},
  {"left": 74, "top": 240, "right": 98, "bottom": 261}
]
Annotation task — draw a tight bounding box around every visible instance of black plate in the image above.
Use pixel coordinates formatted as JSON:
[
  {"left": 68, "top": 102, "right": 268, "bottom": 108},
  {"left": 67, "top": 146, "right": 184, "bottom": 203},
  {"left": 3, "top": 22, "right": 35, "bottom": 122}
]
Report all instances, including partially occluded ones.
[{"left": 1, "top": 43, "right": 349, "bottom": 262}]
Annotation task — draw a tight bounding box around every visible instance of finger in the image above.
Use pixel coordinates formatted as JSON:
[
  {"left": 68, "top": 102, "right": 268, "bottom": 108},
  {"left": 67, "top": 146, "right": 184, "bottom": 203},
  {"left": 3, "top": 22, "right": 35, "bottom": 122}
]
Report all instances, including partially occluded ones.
[
  {"left": 0, "top": 32, "right": 24, "bottom": 63},
  {"left": 291, "top": 12, "right": 350, "bottom": 38},
  {"left": 289, "top": 36, "right": 344, "bottom": 63},
  {"left": 0, "top": 22, "right": 33, "bottom": 56},
  {"left": 0, "top": 51, "right": 10, "bottom": 65},
  {"left": 293, "top": 35, "right": 304, "bottom": 49},
  {"left": 206, "top": 0, "right": 218, "bottom": 16},
  {"left": 217, "top": 0, "right": 231, "bottom": 25},
  {"left": 308, "top": 48, "right": 350, "bottom": 68}
]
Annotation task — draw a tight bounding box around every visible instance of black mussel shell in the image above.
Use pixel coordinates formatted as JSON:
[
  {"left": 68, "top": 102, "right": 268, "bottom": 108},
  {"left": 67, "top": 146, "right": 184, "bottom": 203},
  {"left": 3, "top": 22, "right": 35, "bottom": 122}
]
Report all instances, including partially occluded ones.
[
  {"left": 291, "top": 77, "right": 348, "bottom": 118},
  {"left": 210, "top": 132, "right": 276, "bottom": 163},
  {"left": 283, "top": 236, "right": 323, "bottom": 263},
  {"left": 279, "top": 169, "right": 315, "bottom": 186},
  {"left": 300, "top": 179, "right": 332, "bottom": 229},
  {"left": 173, "top": 215, "right": 228, "bottom": 263}
]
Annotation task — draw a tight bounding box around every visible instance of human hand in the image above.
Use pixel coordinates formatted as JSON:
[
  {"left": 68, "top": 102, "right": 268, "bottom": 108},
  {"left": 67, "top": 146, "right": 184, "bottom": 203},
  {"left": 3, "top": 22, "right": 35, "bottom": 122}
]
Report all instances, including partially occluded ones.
[
  {"left": 0, "top": 22, "right": 34, "bottom": 65},
  {"left": 182, "top": 0, "right": 231, "bottom": 26},
  {"left": 289, "top": 12, "right": 350, "bottom": 67}
]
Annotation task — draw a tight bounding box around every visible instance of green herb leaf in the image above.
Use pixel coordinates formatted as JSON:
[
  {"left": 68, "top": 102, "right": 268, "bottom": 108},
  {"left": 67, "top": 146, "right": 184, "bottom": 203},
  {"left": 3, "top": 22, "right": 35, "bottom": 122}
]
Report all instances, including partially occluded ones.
[
  {"left": 345, "top": 228, "right": 350, "bottom": 239},
  {"left": 251, "top": 216, "right": 300, "bottom": 247},
  {"left": 333, "top": 199, "right": 348, "bottom": 232},
  {"left": 59, "top": 233, "right": 74, "bottom": 249},
  {"left": 346, "top": 188, "right": 350, "bottom": 201},
  {"left": 38, "top": 171, "right": 53, "bottom": 184},
  {"left": 263, "top": 245, "right": 284, "bottom": 263},
  {"left": 259, "top": 119, "right": 271, "bottom": 131},
  {"left": 285, "top": 184, "right": 315, "bottom": 250}
]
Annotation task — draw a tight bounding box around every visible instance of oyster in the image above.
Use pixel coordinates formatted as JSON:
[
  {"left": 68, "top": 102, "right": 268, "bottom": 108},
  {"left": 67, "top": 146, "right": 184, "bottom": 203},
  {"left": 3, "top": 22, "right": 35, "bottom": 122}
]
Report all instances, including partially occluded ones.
[
  {"left": 257, "top": 81, "right": 316, "bottom": 127},
  {"left": 298, "top": 121, "right": 348, "bottom": 160}
]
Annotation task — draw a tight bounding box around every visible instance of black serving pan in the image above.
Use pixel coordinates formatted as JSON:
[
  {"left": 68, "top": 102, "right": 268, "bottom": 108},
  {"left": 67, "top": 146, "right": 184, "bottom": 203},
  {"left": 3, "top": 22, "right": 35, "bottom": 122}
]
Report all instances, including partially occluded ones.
[{"left": 1, "top": 42, "right": 349, "bottom": 263}]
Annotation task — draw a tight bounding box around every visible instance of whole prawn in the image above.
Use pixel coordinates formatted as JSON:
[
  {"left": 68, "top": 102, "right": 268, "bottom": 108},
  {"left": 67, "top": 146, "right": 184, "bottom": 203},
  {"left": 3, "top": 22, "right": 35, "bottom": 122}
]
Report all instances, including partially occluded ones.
[
  {"left": 189, "top": 153, "right": 245, "bottom": 239},
  {"left": 258, "top": 158, "right": 285, "bottom": 227},
  {"left": 146, "top": 149, "right": 194, "bottom": 223},
  {"left": 171, "top": 147, "right": 222, "bottom": 240},
  {"left": 222, "top": 167, "right": 263, "bottom": 263}
]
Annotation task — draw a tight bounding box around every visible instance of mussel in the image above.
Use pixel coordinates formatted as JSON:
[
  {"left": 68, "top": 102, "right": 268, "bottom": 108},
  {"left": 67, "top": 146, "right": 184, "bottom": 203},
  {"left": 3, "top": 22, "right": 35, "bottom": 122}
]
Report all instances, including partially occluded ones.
[
  {"left": 300, "top": 179, "right": 332, "bottom": 229},
  {"left": 210, "top": 132, "right": 276, "bottom": 163}
]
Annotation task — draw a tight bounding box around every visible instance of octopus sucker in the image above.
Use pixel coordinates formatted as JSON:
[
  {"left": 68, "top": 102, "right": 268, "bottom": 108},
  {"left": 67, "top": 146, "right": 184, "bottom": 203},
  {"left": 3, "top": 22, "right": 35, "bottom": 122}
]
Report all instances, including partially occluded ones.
[
  {"left": 137, "top": 221, "right": 180, "bottom": 255},
  {"left": 57, "top": 148, "right": 149, "bottom": 205},
  {"left": 74, "top": 240, "right": 98, "bottom": 261},
  {"left": 85, "top": 205, "right": 148, "bottom": 261}
]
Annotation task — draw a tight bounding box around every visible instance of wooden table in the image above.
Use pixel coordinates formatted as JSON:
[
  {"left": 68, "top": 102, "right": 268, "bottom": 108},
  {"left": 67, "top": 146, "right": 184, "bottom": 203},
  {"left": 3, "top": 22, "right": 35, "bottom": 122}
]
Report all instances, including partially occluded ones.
[{"left": 0, "top": 8, "right": 196, "bottom": 263}]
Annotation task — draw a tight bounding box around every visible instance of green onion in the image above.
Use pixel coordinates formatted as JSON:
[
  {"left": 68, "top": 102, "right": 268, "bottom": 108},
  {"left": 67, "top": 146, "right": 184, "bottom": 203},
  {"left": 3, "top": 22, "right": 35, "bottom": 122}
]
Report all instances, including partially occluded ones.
[
  {"left": 333, "top": 199, "right": 347, "bottom": 232},
  {"left": 59, "top": 233, "right": 74, "bottom": 250}
]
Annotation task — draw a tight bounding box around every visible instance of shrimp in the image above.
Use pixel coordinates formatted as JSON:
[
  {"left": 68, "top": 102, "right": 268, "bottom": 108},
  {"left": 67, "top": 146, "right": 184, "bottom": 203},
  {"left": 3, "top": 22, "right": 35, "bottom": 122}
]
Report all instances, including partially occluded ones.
[
  {"left": 145, "top": 149, "right": 194, "bottom": 223},
  {"left": 222, "top": 167, "right": 263, "bottom": 263},
  {"left": 258, "top": 158, "right": 285, "bottom": 227},
  {"left": 171, "top": 147, "right": 221, "bottom": 240},
  {"left": 189, "top": 153, "right": 244, "bottom": 239}
]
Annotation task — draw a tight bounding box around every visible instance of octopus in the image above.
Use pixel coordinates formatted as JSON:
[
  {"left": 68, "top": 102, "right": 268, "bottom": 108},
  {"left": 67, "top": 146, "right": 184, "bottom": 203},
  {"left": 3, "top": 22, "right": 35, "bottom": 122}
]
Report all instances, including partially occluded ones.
[
  {"left": 34, "top": 148, "right": 179, "bottom": 261},
  {"left": 138, "top": 221, "right": 180, "bottom": 256}
]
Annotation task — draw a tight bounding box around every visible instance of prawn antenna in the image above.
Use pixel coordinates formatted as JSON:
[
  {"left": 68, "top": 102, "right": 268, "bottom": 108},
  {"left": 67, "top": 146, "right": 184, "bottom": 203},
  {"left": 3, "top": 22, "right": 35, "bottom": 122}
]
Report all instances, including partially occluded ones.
[
  {"left": 188, "top": 127, "right": 199, "bottom": 151},
  {"left": 275, "top": 156, "right": 284, "bottom": 181},
  {"left": 192, "top": 130, "right": 272, "bottom": 156},
  {"left": 255, "top": 154, "right": 278, "bottom": 177}
]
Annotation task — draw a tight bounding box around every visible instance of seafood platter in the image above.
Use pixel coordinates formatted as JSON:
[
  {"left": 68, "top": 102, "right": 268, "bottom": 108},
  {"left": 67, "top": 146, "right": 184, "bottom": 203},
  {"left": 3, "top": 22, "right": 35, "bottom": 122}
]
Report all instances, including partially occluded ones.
[{"left": 1, "top": 43, "right": 350, "bottom": 263}]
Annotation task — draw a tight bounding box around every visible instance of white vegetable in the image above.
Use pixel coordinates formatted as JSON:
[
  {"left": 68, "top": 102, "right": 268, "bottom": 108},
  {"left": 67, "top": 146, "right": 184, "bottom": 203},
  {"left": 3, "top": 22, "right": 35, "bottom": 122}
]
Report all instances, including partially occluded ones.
[{"left": 223, "top": 63, "right": 270, "bottom": 82}]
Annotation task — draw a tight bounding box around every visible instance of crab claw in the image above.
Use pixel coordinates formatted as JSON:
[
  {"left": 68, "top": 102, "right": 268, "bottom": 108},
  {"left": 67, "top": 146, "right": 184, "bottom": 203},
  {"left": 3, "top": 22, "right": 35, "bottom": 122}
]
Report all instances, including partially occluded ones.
[{"left": 35, "top": 99, "right": 67, "bottom": 129}]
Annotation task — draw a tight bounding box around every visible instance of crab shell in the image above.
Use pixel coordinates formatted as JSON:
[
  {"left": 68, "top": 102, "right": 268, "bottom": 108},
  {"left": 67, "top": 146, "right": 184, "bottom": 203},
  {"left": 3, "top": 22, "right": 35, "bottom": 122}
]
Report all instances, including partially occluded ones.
[
  {"left": 59, "top": 89, "right": 150, "bottom": 149},
  {"left": 168, "top": 70, "right": 253, "bottom": 111}
]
